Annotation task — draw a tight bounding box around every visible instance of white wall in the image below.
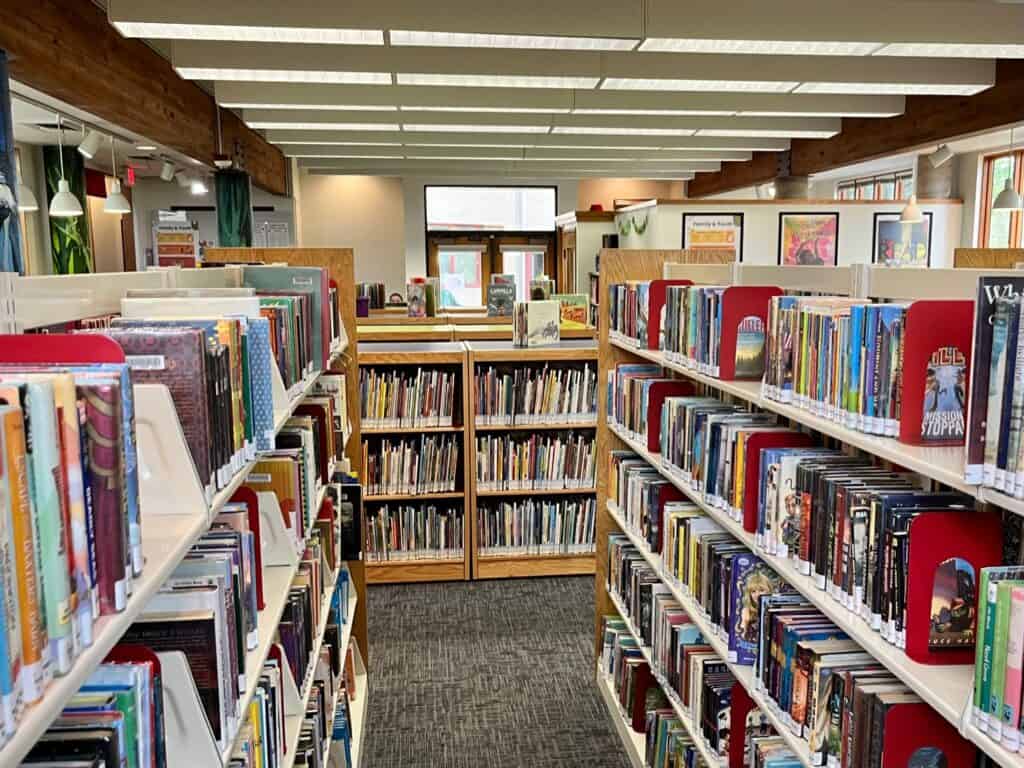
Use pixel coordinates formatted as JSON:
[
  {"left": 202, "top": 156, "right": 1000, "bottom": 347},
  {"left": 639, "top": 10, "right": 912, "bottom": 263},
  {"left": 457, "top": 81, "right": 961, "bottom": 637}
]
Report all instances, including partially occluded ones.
[
  {"left": 130, "top": 176, "right": 295, "bottom": 266},
  {"left": 614, "top": 199, "right": 963, "bottom": 267},
  {"left": 15, "top": 142, "right": 48, "bottom": 275},
  {"left": 957, "top": 151, "right": 983, "bottom": 248}
]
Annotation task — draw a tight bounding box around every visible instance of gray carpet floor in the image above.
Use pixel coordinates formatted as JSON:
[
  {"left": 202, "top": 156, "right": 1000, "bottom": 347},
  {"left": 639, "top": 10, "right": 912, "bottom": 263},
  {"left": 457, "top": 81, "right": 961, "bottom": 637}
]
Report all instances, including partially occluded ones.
[{"left": 362, "top": 576, "right": 633, "bottom": 768}]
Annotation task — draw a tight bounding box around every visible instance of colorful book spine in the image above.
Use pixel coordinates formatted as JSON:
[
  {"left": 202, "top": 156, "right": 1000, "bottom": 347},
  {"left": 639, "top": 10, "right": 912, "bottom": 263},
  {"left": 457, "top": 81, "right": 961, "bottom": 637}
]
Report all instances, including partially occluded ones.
[
  {"left": 0, "top": 425, "right": 22, "bottom": 738},
  {"left": 989, "top": 580, "right": 1015, "bottom": 741},
  {"left": 1002, "top": 585, "right": 1024, "bottom": 750}
]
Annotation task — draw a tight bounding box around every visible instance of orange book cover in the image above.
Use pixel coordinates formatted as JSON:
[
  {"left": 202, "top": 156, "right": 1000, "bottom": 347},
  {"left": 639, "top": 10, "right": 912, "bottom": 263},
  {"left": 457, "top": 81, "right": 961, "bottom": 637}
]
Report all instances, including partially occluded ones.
[
  {"left": 215, "top": 319, "right": 246, "bottom": 456},
  {"left": 0, "top": 404, "right": 48, "bottom": 702},
  {"left": 245, "top": 456, "right": 301, "bottom": 542}
]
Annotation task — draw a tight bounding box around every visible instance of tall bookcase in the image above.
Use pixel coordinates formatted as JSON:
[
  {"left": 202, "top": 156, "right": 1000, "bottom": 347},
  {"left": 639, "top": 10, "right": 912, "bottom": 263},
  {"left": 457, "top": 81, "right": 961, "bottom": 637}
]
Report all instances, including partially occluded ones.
[
  {"left": 0, "top": 253, "right": 369, "bottom": 767},
  {"left": 593, "top": 251, "right": 1024, "bottom": 768}
]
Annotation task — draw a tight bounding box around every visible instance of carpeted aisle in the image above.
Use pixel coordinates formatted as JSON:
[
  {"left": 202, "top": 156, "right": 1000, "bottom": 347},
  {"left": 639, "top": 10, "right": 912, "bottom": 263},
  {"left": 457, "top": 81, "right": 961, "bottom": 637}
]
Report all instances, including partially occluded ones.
[{"left": 361, "top": 576, "right": 632, "bottom": 768}]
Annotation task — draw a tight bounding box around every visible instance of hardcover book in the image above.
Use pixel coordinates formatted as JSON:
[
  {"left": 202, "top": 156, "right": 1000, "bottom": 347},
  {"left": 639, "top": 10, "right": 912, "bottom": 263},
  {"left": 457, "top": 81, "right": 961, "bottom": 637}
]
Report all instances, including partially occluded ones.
[
  {"left": 513, "top": 300, "right": 560, "bottom": 348},
  {"left": 486, "top": 284, "right": 515, "bottom": 318}
]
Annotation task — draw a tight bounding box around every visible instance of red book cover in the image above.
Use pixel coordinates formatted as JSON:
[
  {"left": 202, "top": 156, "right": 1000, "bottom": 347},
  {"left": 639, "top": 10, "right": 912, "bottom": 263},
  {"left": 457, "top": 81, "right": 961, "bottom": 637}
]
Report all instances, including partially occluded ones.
[
  {"left": 898, "top": 300, "right": 974, "bottom": 446},
  {"left": 630, "top": 661, "right": 654, "bottom": 733},
  {"left": 228, "top": 486, "right": 265, "bottom": 610},
  {"left": 728, "top": 681, "right": 759, "bottom": 768},
  {"left": 646, "top": 279, "right": 693, "bottom": 351},
  {"left": 882, "top": 700, "right": 975, "bottom": 767},
  {"left": 717, "top": 286, "right": 783, "bottom": 381},
  {"left": 0, "top": 333, "right": 125, "bottom": 365},
  {"left": 645, "top": 380, "right": 697, "bottom": 452},
  {"left": 742, "top": 432, "right": 814, "bottom": 533},
  {"left": 905, "top": 509, "right": 1002, "bottom": 665},
  {"left": 651, "top": 482, "right": 686, "bottom": 555}
]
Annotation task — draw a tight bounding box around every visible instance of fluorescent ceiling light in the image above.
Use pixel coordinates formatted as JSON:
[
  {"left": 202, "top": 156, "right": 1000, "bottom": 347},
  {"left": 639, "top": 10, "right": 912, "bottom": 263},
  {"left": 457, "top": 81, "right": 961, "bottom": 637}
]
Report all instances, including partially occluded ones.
[
  {"left": 403, "top": 142, "right": 535, "bottom": 148},
  {"left": 176, "top": 68, "right": 391, "bottom": 84},
  {"left": 696, "top": 128, "right": 839, "bottom": 139},
  {"left": 389, "top": 30, "right": 637, "bottom": 51},
  {"left": 113, "top": 22, "right": 384, "bottom": 45},
  {"left": 601, "top": 78, "right": 799, "bottom": 93},
  {"left": 543, "top": 144, "right": 666, "bottom": 150},
  {"left": 404, "top": 155, "right": 523, "bottom": 161},
  {"left": 223, "top": 102, "right": 397, "bottom": 111},
  {"left": 794, "top": 82, "right": 990, "bottom": 95},
  {"left": 402, "top": 124, "right": 550, "bottom": 134},
  {"left": 397, "top": 73, "right": 600, "bottom": 89},
  {"left": 405, "top": 106, "right": 571, "bottom": 114},
  {"left": 552, "top": 126, "right": 697, "bottom": 136},
  {"left": 572, "top": 108, "right": 735, "bottom": 116},
  {"left": 275, "top": 141, "right": 402, "bottom": 146},
  {"left": 875, "top": 43, "right": 1024, "bottom": 58},
  {"left": 296, "top": 154, "right": 404, "bottom": 159},
  {"left": 639, "top": 38, "right": 883, "bottom": 55},
  {"left": 136, "top": 144, "right": 158, "bottom": 151},
  {"left": 248, "top": 122, "right": 400, "bottom": 130},
  {"left": 739, "top": 110, "right": 901, "bottom": 118}
]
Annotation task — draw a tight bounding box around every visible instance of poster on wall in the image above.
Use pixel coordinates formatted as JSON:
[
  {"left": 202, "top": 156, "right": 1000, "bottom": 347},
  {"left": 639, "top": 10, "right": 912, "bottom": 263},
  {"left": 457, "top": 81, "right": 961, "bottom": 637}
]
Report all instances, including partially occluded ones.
[
  {"left": 682, "top": 213, "right": 744, "bottom": 262},
  {"left": 777, "top": 212, "right": 839, "bottom": 266},
  {"left": 873, "top": 212, "right": 932, "bottom": 267},
  {"left": 0, "top": 50, "right": 23, "bottom": 274}
]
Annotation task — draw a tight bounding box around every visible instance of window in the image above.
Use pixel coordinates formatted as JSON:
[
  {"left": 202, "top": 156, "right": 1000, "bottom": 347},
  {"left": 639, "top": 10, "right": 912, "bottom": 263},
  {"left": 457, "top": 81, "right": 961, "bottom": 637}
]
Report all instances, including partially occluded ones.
[
  {"left": 436, "top": 245, "right": 485, "bottom": 308},
  {"left": 980, "top": 151, "right": 1023, "bottom": 248},
  {"left": 500, "top": 247, "right": 546, "bottom": 302},
  {"left": 834, "top": 170, "right": 913, "bottom": 201},
  {"left": 425, "top": 186, "right": 556, "bottom": 232}
]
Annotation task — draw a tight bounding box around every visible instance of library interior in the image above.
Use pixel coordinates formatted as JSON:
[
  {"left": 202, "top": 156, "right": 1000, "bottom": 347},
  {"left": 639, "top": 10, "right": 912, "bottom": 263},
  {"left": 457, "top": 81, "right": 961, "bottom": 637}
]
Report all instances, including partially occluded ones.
[{"left": 3, "top": 2, "right": 1024, "bottom": 767}]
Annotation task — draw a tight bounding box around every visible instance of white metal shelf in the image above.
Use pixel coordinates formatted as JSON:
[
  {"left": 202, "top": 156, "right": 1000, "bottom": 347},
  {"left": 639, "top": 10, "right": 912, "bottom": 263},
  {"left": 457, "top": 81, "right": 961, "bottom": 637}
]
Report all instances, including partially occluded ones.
[
  {"left": 596, "top": 666, "right": 648, "bottom": 768},
  {"left": 606, "top": 503, "right": 812, "bottom": 768},
  {"left": 348, "top": 647, "right": 369, "bottom": 768}
]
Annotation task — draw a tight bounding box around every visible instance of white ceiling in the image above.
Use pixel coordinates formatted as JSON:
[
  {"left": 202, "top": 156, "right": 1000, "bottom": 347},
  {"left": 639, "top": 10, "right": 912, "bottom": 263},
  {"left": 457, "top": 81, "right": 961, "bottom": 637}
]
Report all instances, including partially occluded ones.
[{"left": 103, "top": 0, "right": 1024, "bottom": 180}]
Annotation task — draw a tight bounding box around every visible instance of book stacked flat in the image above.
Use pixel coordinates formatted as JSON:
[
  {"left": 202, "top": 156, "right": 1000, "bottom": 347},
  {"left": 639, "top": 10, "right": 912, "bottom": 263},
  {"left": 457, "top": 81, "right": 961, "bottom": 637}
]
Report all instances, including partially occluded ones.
[
  {"left": 474, "top": 433, "right": 596, "bottom": 491},
  {"left": 474, "top": 363, "right": 597, "bottom": 425},
  {"left": 365, "top": 504, "right": 464, "bottom": 562},
  {"left": 476, "top": 497, "right": 596, "bottom": 556}
]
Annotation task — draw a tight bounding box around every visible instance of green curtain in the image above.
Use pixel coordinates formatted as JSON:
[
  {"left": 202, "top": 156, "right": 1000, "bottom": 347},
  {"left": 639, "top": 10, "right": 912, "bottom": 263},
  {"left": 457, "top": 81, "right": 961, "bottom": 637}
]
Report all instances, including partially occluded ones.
[
  {"left": 43, "top": 145, "right": 93, "bottom": 274},
  {"left": 216, "top": 169, "right": 253, "bottom": 247}
]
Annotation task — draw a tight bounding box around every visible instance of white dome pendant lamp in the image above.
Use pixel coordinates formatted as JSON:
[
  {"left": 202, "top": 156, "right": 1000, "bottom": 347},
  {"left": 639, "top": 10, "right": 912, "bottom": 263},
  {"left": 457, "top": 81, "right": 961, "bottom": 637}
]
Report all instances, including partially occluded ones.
[
  {"left": 994, "top": 125, "right": 1023, "bottom": 211},
  {"left": 103, "top": 136, "right": 131, "bottom": 215},
  {"left": 49, "top": 115, "right": 84, "bottom": 218}
]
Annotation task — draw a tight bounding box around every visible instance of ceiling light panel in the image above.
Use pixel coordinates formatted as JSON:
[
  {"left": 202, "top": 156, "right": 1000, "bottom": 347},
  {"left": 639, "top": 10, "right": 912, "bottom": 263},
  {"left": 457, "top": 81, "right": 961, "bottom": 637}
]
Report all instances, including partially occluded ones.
[
  {"left": 601, "top": 78, "right": 799, "bottom": 92},
  {"left": 572, "top": 108, "right": 736, "bottom": 116},
  {"left": 406, "top": 106, "right": 571, "bottom": 114},
  {"left": 404, "top": 155, "right": 525, "bottom": 161},
  {"left": 295, "top": 154, "right": 405, "bottom": 159},
  {"left": 224, "top": 103, "right": 398, "bottom": 111},
  {"left": 696, "top": 128, "right": 839, "bottom": 139},
  {"left": 274, "top": 141, "right": 402, "bottom": 146},
  {"left": 551, "top": 126, "right": 696, "bottom": 136},
  {"left": 874, "top": 43, "right": 1024, "bottom": 58},
  {"left": 402, "top": 142, "right": 536, "bottom": 148},
  {"left": 248, "top": 122, "right": 400, "bottom": 130},
  {"left": 176, "top": 68, "right": 391, "bottom": 84},
  {"left": 638, "top": 38, "right": 883, "bottom": 55},
  {"left": 401, "top": 124, "right": 551, "bottom": 134},
  {"left": 793, "top": 81, "right": 991, "bottom": 95},
  {"left": 390, "top": 30, "right": 637, "bottom": 51},
  {"left": 396, "top": 73, "right": 600, "bottom": 89},
  {"left": 739, "top": 110, "right": 900, "bottom": 118},
  {"left": 113, "top": 22, "right": 384, "bottom": 44}
]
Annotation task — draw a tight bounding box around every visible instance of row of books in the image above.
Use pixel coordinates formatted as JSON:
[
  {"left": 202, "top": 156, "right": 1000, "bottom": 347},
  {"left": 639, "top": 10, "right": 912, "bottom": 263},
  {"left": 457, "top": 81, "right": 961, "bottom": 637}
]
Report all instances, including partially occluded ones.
[
  {"left": 476, "top": 497, "right": 596, "bottom": 556},
  {"left": 966, "top": 277, "right": 1024, "bottom": 496},
  {"left": 612, "top": 363, "right": 1002, "bottom": 661},
  {"left": 662, "top": 285, "right": 754, "bottom": 378},
  {"left": 474, "top": 363, "right": 597, "bottom": 424},
  {"left": 0, "top": 366, "right": 141, "bottom": 722},
  {"left": 365, "top": 504, "right": 464, "bottom": 562},
  {"left": 361, "top": 435, "right": 460, "bottom": 496},
  {"left": 356, "top": 282, "right": 386, "bottom": 310},
  {"left": 359, "top": 367, "right": 458, "bottom": 429},
  {"left": 474, "top": 433, "right": 596, "bottom": 491}
]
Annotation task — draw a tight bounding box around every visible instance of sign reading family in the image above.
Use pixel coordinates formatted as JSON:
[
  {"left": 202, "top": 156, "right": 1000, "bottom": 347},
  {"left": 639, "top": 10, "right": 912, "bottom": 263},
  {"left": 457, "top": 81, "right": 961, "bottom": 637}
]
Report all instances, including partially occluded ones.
[
  {"left": 777, "top": 212, "right": 839, "bottom": 266},
  {"left": 682, "top": 213, "right": 744, "bottom": 262}
]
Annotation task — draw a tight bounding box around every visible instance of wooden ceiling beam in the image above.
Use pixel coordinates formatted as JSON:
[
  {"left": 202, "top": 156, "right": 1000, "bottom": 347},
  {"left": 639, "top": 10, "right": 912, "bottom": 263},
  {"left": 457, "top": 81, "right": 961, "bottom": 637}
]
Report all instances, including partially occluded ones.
[
  {"left": 0, "top": 0, "right": 287, "bottom": 194},
  {"left": 688, "top": 59, "right": 1024, "bottom": 198}
]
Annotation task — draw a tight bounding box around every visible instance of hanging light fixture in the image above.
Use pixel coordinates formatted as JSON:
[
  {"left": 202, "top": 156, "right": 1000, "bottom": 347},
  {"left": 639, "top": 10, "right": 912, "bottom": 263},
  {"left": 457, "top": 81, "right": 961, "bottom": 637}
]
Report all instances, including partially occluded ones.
[
  {"left": 994, "top": 126, "right": 1023, "bottom": 210},
  {"left": 103, "top": 136, "right": 131, "bottom": 215},
  {"left": 49, "top": 115, "right": 84, "bottom": 218},
  {"left": 16, "top": 182, "right": 38, "bottom": 213},
  {"left": 190, "top": 176, "right": 208, "bottom": 196},
  {"left": 77, "top": 128, "right": 103, "bottom": 160},
  {"left": 160, "top": 159, "right": 175, "bottom": 182},
  {"left": 899, "top": 194, "right": 923, "bottom": 224}
]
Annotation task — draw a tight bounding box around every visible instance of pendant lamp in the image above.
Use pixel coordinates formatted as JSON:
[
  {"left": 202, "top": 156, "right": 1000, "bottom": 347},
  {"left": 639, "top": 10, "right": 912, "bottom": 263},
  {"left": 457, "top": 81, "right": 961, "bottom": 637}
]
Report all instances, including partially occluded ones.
[
  {"left": 103, "top": 137, "right": 131, "bottom": 215},
  {"left": 994, "top": 126, "right": 1023, "bottom": 210},
  {"left": 899, "top": 194, "right": 923, "bottom": 225},
  {"left": 49, "top": 115, "right": 83, "bottom": 218}
]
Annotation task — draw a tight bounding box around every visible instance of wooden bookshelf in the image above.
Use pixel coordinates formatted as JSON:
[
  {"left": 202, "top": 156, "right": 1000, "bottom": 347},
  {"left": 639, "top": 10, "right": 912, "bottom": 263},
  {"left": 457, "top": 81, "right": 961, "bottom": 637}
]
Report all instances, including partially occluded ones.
[
  {"left": 357, "top": 341, "right": 472, "bottom": 583},
  {"left": 466, "top": 340, "right": 599, "bottom": 580}
]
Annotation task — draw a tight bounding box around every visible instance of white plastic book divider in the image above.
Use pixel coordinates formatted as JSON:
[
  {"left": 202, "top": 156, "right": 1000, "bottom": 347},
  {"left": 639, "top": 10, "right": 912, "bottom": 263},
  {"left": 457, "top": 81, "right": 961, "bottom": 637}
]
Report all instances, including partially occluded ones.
[
  {"left": 860, "top": 265, "right": 1024, "bottom": 301},
  {"left": 661, "top": 261, "right": 736, "bottom": 285},
  {"left": 12, "top": 270, "right": 168, "bottom": 330},
  {"left": 257, "top": 490, "right": 303, "bottom": 567},
  {"left": 157, "top": 651, "right": 224, "bottom": 766},
  {"left": 735, "top": 264, "right": 858, "bottom": 297},
  {"left": 0, "top": 271, "right": 16, "bottom": 334},
  {"left": 165, "top": 265, "right": 244, "bottom": 290}
]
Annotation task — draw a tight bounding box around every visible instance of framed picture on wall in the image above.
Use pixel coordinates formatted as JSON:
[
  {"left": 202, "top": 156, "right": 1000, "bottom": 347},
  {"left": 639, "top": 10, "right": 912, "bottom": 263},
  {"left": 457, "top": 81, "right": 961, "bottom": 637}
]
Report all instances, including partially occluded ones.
[
  {"left": 777, "top": 212, "right": 839, "bottom": 266},
  {"left": 682, "top": 213, "right": 744, "bottom": 262},
  {"left": 872, "top": 211, "right": 933, "bottom": 267}
]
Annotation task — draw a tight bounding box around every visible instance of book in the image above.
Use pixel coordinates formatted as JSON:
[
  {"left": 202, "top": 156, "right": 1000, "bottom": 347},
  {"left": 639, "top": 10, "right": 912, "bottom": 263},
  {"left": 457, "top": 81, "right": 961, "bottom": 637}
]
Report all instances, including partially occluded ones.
[
  {"left": 406, "top": 282, "right": 427, "bottom": 318},
  {"left": 513, "top": 300, "right": 560, "bottom": 348},
  {"left": 486, "top": 284, "right": 515, "bottom": 318}
]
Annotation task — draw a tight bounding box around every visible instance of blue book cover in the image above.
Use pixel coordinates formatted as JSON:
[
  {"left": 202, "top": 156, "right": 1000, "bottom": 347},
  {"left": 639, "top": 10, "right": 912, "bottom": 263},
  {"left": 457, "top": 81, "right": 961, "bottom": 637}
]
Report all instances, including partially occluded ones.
[
  {"left": 728, "top": 553, "right": 783, "bottom": 665},
  {"left": 847, "top": 304, "right": 865, "bottom": 416},
  {"left": 862, "top": 306, "right": 879, "bottom": 423}
]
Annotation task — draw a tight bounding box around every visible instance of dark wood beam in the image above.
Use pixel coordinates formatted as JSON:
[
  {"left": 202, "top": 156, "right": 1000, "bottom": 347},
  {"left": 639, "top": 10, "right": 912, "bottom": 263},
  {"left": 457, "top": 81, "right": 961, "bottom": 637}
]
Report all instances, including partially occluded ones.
[
  {"left": 688, "top": 59, "right": 1024, "bottom": 198},
  {"left": 0, "top": 0, "right": 287, "bottom": 195}
]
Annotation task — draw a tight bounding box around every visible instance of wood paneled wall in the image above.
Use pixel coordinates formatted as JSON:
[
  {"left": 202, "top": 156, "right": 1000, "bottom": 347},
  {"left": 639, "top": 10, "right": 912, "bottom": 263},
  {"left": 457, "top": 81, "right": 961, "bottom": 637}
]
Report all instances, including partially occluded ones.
[{"left": 954, "top": 248, "right": 1024, "bottom": 268}]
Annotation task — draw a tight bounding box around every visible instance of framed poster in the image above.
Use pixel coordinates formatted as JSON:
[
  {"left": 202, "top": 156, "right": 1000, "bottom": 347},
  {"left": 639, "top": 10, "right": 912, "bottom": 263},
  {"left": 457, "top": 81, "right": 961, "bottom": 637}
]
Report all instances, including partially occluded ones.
[
  {"left": 872, "top": 211, "right": 933, "bottom": 267},
  {"left": 777, "top": 212, "right": 839, "bottom": 266},
  {"left": 682, "top": 213, "right": 744, "bottom": 262}
]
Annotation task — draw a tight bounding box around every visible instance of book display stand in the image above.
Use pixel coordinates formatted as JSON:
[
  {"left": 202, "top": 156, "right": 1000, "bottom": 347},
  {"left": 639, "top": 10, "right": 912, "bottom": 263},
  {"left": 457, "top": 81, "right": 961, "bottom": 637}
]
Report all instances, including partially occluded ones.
[
  {"left": 594, "top": 251, "right": 1024, "bottom": 768},
  {"left": 0, "top": 251, "right": 368, "bottom": 768}
]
